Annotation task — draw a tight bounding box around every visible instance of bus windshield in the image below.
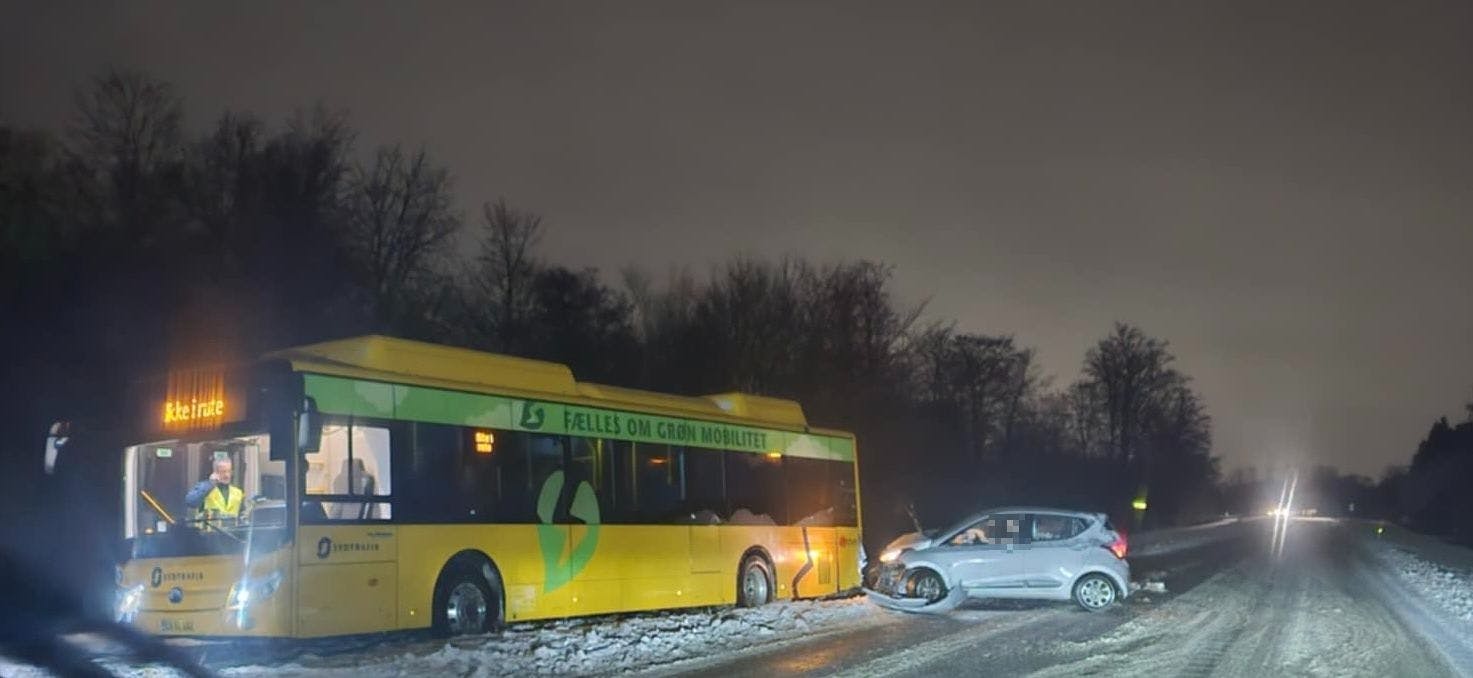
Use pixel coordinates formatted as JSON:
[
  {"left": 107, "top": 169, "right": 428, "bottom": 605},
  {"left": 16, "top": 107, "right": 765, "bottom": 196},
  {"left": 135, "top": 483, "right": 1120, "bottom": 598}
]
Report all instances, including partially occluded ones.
[{"left": 124, "top": 433, "right": 289, "bottom": 557}]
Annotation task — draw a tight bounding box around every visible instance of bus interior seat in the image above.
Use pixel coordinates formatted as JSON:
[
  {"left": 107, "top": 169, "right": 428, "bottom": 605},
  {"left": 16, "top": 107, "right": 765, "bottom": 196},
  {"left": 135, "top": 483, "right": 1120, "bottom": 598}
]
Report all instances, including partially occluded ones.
[{"left": 329, "top": 459, "right": 377, "bottom": 520}]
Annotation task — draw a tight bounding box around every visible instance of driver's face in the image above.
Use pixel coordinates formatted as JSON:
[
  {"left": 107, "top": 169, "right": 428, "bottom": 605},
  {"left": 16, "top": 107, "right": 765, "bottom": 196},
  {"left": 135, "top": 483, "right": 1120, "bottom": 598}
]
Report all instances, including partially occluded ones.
[{"left": 216, "top": 462, "right": 233, "bottom": 484}]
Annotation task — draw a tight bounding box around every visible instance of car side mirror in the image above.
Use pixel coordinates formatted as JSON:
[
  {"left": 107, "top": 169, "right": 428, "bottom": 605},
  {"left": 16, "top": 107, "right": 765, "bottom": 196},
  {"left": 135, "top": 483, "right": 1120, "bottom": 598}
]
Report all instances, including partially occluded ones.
[{"left": 297, "top": 398, "right": 322, "bottom": 453}]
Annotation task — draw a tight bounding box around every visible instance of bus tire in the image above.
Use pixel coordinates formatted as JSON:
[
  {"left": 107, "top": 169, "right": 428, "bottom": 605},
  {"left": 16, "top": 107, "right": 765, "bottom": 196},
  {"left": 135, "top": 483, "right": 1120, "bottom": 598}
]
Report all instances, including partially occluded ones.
[
  {"left": 432, "top": 556, "right": 503, "bottom": 636},
  {"left": 737, "top": 554, "right": 773, "bottom": 607}
]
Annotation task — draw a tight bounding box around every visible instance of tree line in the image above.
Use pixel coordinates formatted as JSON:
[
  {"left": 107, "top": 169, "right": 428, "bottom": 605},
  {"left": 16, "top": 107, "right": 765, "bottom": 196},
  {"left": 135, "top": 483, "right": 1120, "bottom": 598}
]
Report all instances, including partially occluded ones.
[
  {"left": 1, "top": 70, "right": 1218, "bottom": 549},
  {"left": 1379, "top": 399, "right": 1473, "bottom": 544},
  {"left": 1211, "top": 393, "right": 1473, "bottom": 546}
]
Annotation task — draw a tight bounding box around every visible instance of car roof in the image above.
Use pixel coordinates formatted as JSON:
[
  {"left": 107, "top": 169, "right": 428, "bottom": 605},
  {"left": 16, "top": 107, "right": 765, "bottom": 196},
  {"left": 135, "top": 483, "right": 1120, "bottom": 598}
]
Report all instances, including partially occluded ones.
[{"left": 943, "top": 507, "right": 1103, "bottom": 532}]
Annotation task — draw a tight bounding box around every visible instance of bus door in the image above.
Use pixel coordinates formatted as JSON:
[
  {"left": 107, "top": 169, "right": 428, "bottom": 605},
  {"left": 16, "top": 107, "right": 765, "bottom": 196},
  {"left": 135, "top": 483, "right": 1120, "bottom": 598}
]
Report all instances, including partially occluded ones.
[{"left": 295, "top": 421, "right": 399, "bottom": 637}]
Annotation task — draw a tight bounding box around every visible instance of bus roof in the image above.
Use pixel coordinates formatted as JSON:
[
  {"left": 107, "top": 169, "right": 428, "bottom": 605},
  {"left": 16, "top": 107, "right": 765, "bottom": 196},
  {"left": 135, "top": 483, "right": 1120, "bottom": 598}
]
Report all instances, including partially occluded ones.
[{"left": 266, "top": 335, "right": 835, "bottom": 434}]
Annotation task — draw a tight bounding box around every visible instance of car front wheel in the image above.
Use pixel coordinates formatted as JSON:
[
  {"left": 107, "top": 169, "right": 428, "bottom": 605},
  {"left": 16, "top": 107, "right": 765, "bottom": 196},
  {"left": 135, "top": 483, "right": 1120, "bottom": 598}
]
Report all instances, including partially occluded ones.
[
  {"left": 1072, "top": 573, "right": 1117, "bottom": 612},
  {"left": 907, "top": 569, "right": 947, "bottom": 603}
]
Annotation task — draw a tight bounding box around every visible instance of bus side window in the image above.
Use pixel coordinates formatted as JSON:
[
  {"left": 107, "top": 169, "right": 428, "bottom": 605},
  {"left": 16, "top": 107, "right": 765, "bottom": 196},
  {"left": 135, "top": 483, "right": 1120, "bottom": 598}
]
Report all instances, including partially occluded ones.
[
  {"left": 725, "top": 453, "right": 785, "bottom": 525},
  {"left": 632, "top": 443, "right": 683, "bottom": 523},
  {"left": 566, "top": 436, "right": 614, "bottom": 522},
  {"left": 684, "top": 447, "right": 725, "bottom": 524},
  {"left": 304, "top": 422, "right": 393, "bottom": 521},
  {"left": 785, "top": 456, "right": 834, "bottom": 526},
  {"left": 494, "top": 432, "right": 558, "bottom": 523},
  {"left": 403, "top": 423, "right": 500, "bottom": 522}
]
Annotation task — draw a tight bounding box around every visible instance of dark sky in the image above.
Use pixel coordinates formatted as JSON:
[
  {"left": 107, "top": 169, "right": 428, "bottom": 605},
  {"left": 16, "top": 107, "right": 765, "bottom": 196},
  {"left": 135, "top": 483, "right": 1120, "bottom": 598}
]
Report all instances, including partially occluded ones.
[{"left": 3, "top": 1, "right": 1470, "bottom": 476}]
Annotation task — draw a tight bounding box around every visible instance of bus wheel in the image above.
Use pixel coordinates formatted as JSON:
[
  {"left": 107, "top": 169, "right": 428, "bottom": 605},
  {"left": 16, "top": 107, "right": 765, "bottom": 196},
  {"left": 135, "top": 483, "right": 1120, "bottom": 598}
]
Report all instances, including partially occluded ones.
[
  {"left": 737, "top": 555, "right": 773, "bottom": 607},
  {"left": 433, "top": 559, "right": 503, "bottom": 636}
]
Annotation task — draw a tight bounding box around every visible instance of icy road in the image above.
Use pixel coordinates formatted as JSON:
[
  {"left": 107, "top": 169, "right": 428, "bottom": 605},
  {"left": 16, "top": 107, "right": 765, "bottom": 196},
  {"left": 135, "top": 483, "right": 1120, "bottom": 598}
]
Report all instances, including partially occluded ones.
[
  {"left": 9, "top": 518, "right": 1473, "bottom": 677},
  {"left": 672, "top": 519, "right": 1472, "bottom": 677}
]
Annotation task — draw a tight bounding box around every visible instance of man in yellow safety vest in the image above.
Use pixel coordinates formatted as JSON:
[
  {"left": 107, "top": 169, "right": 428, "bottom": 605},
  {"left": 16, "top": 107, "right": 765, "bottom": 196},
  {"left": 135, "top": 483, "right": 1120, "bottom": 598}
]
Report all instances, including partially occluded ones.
[{"left": 185, "top": 457, "right": 244, "bottom": 523}]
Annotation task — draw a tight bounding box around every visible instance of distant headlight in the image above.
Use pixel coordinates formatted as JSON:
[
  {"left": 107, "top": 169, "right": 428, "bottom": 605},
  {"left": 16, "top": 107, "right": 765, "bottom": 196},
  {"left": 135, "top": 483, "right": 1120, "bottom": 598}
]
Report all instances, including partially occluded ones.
[
  {"left": 879, "top": 548, "right": 904, "bottom": 563},
  {"left": 116, "top": 584, "right": 145, "bottom": 623}
]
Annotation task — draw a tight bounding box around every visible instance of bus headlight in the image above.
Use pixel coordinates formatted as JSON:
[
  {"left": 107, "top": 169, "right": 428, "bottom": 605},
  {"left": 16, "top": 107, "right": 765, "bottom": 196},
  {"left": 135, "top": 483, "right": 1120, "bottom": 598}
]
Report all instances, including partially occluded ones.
[
  {"left": 116, "top": 584, "right": 145, "bottom": 623},
  {"left": 226, "top": 571, "right": 282, "bottom": 611}
]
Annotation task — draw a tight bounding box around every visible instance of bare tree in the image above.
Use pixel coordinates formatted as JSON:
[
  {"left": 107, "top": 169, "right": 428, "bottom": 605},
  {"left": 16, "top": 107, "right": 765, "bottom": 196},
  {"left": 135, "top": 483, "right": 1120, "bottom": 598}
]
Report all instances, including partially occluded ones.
[
  {"left": 471, "top": 197, "right": 542, "bottom": 351},
  {"left": 622, "top": 264, "right": 700, "bottom": 390},
  {"left": 913, "top": 328, "right": 1037, "bottom": 462},
  {"left": 65, "top": 70, "right": 186, "bottom": 241},
  {"left": 522, "top": 265, "right": 639, "bottom": 383},
  {"left": 1080, "top": 323, "right": 1178, "bottom": 464},
  {"left": 695, "top": 257, "right": 807, "bottom": 394},
  {"left": 1063, "top": 380, "right": 1107, "bottom": 458},
  {"left": 804, "top": 261, "right": 924, "bottom": 380},
  {"left": 1072, "top": 323, "right": 1215, "bottom": 521},
  {"left": 183, "top": 112, "right": 265, "bottom": 258},
  {"left": 342, "top": 145, "right": 460, "bottom": 329},
  {"left": 1, "top": 126, "right": 64, "bottom": 284}
]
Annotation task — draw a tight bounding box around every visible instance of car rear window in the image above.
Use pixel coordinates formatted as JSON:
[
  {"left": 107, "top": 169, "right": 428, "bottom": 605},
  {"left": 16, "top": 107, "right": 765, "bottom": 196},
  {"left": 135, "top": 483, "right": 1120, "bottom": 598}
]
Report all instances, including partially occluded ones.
[{"left": 1031, "top": 514, "right": 1089, "bottom": 541}]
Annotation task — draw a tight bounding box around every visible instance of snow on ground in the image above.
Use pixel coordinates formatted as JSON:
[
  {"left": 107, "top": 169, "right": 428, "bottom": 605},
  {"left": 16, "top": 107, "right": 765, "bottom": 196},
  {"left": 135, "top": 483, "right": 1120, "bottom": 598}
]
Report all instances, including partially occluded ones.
[
  {"left": 1367, "top": 533, "right": 1473, "bottom": 623},
  {"left": 0, "top": 598, "right": 888, "bottom": 678},
  {"left": 1032, "top": 522, "right": 1454, "bottom": 678},
  {"left": 223, "top": 598, "right": 883, "bottom": 678},
  {"left": 1127, "top": 516, "right": 1245, "bottom": 558}
]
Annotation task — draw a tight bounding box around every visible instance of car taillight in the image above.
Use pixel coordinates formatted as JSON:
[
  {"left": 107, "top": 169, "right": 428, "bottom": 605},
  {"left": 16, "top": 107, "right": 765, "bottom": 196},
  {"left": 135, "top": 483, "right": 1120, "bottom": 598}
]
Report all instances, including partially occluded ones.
[{"left": 1106, "top": 533, "right": 1128, "bottom": 559}]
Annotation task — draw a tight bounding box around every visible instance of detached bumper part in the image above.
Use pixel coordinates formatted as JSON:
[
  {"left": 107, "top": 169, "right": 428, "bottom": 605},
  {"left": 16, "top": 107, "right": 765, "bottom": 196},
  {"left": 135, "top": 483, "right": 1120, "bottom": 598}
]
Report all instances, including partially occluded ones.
[{"left": 864, "top": 585, "right": 965, "bottom": 613}]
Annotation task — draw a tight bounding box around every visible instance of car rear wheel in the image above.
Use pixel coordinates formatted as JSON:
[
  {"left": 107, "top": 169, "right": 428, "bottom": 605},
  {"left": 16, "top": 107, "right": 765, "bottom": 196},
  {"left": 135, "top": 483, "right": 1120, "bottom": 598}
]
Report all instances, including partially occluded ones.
[
  {"left": 907, "top": 569, "right": 946, "bottom": 603},
  {"left": 1072, "top": 573, "right": 1117, "bottom": 612},
  {"left": 738, "top": 555, "right": 773, "bottom": 607}
]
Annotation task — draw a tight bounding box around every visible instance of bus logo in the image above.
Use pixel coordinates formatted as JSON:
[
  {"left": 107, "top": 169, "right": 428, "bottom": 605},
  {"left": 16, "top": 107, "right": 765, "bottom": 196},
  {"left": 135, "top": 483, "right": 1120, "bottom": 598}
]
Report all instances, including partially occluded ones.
[
  {"left": 317, "top": 537, "right": 332, "bottom": 559},
  {"left": 536, "top": 472, "right": 600, "bottom": 593},
  {"left": 150, "top": 567, "right": 163, "bottom": 588},
  {"left": 519, "top": 400, "right": 545, "bottom": 430}
]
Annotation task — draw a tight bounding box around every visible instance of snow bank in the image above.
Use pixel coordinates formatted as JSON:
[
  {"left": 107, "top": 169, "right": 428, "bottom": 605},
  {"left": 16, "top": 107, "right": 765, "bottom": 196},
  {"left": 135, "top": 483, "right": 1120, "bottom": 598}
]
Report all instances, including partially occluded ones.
[
  {"left": 5, "top": 599, "right": 883, "bottom": 677},
  {"left": 1369, "top": 539, "right": 1473, "bottom": 623},
  {"left": 217, "top": 599, "right": 879, "bottom": 677}
]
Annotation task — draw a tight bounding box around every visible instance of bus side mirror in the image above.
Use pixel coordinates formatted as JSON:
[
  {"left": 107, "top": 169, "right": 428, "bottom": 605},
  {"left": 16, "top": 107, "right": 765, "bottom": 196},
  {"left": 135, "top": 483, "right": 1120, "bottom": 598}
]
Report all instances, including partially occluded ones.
[
  {"left": 297, "top": 398, "right": 322, "bottom": 453},
  {"left": 43, "top": 420, "right": 71, "bottom": 475}
]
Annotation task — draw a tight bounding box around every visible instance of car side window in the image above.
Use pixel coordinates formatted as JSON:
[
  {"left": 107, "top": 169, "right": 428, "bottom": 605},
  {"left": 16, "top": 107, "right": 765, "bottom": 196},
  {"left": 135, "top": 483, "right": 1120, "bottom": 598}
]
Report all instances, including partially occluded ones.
[
  {"left": 947, "top": 514, "right": 1026, "bottom": 545},
  {"left": 1031, "top": 514, "right": 1085, "bottom": 542}
]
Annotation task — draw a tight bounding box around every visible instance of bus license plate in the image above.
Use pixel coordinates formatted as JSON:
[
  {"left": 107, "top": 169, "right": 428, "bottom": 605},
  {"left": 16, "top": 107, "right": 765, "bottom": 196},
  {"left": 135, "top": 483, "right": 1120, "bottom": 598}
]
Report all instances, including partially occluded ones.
[{"left": 160, "top": 618, "right": 195, "bottom": 633}]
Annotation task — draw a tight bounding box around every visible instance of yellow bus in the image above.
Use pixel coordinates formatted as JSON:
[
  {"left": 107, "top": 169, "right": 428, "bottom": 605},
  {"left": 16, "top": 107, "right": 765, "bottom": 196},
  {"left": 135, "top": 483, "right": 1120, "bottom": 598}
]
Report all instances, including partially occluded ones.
[{"left": 114, "top": 335, "right": 862, "bottom": 637}]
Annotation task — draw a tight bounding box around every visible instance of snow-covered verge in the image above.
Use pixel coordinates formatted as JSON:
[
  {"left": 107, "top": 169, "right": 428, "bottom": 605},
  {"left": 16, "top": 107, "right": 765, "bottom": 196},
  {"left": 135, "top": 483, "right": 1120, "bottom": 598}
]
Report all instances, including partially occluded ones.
[
  {"left": 1365, "top": 525, "right": 1473, "bottom": 623},
  {"left": 1128, "top": 516, "right": 1247, "bottom": 558},
  {"left": 1355, "top": 522, "right": 1473, "bottom": 675},
  {"left": 234, "top": 599, "right": 884, "bottom": 678},
  {"left": 2, "top": 598, "right": 887, "bottom": 678}
]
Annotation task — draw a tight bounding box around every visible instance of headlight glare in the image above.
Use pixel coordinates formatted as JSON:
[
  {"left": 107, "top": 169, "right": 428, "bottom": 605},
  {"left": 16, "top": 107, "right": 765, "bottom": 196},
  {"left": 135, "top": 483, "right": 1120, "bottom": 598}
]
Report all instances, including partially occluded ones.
[
  {"left": 879, "top": 548, "right": 902, "bottom": 563},
  {"left": 115, "top": 584, "right": 145, "bottom": 622},
  {"left": 227, "top": 571, "right": 282, "bottom": 610}
]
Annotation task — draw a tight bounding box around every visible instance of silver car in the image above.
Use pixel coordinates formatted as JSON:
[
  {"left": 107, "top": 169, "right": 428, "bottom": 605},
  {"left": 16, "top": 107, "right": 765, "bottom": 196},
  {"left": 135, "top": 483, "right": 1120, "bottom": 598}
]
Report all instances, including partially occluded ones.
[{"left": 866, "top": 507, "right": 1130, "bottom": 612}]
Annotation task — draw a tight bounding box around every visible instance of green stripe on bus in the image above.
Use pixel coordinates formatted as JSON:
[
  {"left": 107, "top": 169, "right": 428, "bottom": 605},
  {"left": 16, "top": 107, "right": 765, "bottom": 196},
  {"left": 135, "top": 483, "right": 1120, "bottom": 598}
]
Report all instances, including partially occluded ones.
[
  {"left": 305, "top": 374, "right": 854, "bottom": 462},
  {"left": 305, "top": 374, "right": 394, "bottom": 418}
]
